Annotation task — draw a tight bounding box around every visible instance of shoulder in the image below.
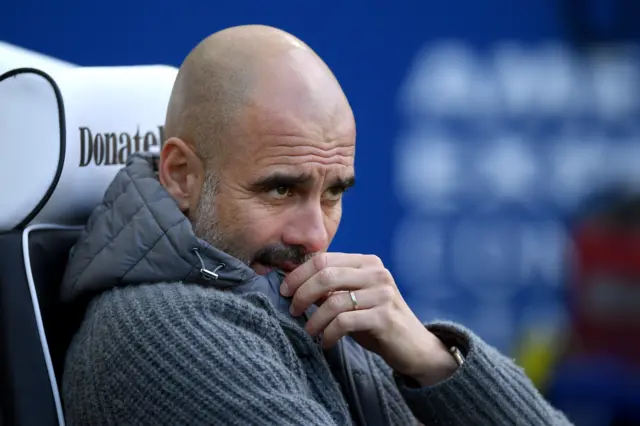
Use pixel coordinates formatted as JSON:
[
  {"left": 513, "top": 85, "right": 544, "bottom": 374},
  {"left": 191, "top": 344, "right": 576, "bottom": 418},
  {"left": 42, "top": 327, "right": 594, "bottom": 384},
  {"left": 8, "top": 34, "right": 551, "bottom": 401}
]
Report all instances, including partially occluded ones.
[
  {"left": 62, "top": 283, "right": 316, "bottom": 425},
  {"left": 63, "top": 282, "right": 299, "bottom": 386},
  {"left": 64, "top": 284, "right": 297, "bottom": 397},
  {"left": 78, "top": 282, "right": 287, "bottom": 349}
]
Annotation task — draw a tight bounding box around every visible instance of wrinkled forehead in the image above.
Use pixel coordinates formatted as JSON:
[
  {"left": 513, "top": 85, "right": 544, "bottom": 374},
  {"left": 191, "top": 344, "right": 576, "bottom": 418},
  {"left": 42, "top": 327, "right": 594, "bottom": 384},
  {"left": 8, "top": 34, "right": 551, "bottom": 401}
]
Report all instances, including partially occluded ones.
[
  {"left": 221, "top": 99, "right": 356, "bottom": 188},
  {"left": 246, "top": 104, "right": 354, "bottom": 164}
]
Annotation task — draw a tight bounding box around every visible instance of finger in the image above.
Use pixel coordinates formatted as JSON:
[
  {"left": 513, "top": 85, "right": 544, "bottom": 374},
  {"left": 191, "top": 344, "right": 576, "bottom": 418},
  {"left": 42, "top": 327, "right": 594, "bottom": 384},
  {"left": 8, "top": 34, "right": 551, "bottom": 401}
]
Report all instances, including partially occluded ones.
[
  {"left": 282, "top": 253, "right": 382, "bottom": 296},
  {"left": 289, "top": 267, "right": 375, "bottom": 317},
  {"left": 321, "top": 308, "right": 381, "bottom": 349},
  {"left": 305, "top": 288, "right": 384, "bottom": 336},
  {"left": 313, "top": 290, "right": 347, "bottom": 307}
]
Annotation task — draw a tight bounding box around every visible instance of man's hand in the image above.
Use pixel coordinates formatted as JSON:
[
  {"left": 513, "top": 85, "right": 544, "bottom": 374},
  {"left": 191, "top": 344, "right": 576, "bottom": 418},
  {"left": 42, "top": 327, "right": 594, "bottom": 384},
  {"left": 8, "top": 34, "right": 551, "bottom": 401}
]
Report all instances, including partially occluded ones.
[{"left": 281, "top": 253, "right": 459, "bottom": 387}]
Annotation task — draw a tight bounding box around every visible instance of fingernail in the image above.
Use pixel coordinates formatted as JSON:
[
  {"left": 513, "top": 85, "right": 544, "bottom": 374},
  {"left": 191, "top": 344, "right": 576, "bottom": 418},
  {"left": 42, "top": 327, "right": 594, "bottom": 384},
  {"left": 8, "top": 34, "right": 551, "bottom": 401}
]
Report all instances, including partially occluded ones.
[
  {"left": 289, "top": 304, "right": 296, "bottom": 316},
  {"left": 280, "top": 282, "right": 289, "bottom": 296}
]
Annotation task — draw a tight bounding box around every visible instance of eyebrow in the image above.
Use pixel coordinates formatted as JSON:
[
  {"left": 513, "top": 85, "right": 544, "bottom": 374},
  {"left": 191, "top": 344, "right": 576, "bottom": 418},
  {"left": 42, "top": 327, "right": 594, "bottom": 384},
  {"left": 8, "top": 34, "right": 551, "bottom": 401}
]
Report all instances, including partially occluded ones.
[{"left": 250, "top": 172, "right": 356, "bottom": 191}]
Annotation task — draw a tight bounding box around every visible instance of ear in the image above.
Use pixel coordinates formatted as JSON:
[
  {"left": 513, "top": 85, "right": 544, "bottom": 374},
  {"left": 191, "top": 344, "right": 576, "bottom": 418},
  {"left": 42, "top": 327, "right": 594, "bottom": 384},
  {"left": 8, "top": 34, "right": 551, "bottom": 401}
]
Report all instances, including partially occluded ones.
[{"left": 159, "top": 137, "right": 204, "bottom": 212}]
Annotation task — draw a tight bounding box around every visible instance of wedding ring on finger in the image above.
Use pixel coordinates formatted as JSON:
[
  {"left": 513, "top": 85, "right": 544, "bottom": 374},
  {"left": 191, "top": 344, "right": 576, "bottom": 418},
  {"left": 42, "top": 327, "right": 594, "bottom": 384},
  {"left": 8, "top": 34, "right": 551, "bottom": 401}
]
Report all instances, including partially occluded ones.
[{"left": 349, "top": 291, "right": 359, "bottom": 311}]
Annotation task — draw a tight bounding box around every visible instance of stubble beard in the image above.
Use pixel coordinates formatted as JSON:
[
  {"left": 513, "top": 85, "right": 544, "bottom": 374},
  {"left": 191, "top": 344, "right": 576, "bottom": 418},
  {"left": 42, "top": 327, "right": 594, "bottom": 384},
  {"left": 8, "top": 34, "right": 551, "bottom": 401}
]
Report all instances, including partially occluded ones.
[
  {"left": 191, "top": 170, "right": 315, "bottom": 272},
  {"left": 190, "top": 170, "right": 254, "bottom": 265}
]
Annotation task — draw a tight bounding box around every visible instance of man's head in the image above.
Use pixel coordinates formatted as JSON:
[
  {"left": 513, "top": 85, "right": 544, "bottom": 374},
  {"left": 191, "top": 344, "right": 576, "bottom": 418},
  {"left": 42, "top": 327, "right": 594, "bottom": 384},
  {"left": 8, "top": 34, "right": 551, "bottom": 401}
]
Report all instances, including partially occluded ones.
[{"left": 159, "top": 25, "right": 356, "bottom": 274}]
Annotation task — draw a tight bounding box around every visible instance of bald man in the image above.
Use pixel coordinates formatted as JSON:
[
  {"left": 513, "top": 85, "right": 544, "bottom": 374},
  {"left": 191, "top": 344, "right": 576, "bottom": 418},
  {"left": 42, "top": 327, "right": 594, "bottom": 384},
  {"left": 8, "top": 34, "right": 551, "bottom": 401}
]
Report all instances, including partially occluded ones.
[{"left": 60, "top": 25, "right": 572, "bottom": 426}]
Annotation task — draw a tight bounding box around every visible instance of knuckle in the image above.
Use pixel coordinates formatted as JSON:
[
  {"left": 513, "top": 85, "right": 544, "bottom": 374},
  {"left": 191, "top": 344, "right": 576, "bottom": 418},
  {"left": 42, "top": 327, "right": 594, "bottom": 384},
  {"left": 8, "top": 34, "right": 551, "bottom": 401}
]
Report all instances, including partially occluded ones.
[
  {"left": 375, "top": 267, "right": 393, "bottom": 283},
  {"left": 365, "top": 254, "right": 383, "bottom": 267},
  {"left": 335, "top": 313, "right": 352, "bottom": 331},
  {"left": 379, "top": 284, "right": 396, "bottom": 301},
  {"left": 327, "top": 293, "right": 343, "bottom": 311},
  {"left": 318, "top": 267, "right": 335, "bottom": 287},
  {"left": 313, "top": 252, "right": 329, "bottom": 271}
]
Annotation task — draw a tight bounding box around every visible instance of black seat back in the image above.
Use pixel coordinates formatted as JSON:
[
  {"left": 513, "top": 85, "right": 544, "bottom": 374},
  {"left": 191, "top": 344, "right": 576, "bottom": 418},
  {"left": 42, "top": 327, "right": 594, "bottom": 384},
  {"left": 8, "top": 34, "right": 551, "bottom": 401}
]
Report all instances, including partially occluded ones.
[
  {"left": 0, "top": 226, "right": 81, "bottom": 426},
  {"left": 29, "top": 227, "right": 85, "bottom": 382}
]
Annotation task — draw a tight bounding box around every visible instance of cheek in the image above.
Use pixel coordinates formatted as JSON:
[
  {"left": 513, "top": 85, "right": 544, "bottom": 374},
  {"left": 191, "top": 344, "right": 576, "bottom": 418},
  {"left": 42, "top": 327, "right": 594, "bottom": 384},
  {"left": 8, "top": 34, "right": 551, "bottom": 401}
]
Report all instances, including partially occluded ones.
[
  {"left": 215, "top": 193, "right": 286, "bottom": 244},
  {"left": 324, "top": 203, "right": 343, "bottom": 244}
]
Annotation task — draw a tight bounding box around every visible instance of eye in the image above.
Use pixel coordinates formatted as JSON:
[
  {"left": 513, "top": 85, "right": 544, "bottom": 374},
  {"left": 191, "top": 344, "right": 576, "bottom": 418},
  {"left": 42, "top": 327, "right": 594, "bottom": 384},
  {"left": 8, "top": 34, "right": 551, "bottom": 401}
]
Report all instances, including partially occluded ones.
[
  {"left": 268, "top": 186, "right": 292, "bottom": 199},
  {"left": 324, "top": 187, "right": 345, "bottom": 202}
]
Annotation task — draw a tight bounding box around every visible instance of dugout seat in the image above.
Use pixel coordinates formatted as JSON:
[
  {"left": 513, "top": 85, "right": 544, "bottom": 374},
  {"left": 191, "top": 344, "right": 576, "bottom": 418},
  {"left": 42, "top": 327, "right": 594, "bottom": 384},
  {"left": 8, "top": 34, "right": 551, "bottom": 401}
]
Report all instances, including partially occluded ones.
[{"left": 0, "top": 64, "right": 177, "bottom": 426}]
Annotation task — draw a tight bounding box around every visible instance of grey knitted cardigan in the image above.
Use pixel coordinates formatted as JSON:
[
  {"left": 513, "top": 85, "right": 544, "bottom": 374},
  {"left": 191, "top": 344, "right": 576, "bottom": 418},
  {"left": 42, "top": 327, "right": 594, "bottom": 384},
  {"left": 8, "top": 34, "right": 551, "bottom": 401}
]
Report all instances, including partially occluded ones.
[{"left": 60, "top": 154, "right": 572, "bottom": 426}]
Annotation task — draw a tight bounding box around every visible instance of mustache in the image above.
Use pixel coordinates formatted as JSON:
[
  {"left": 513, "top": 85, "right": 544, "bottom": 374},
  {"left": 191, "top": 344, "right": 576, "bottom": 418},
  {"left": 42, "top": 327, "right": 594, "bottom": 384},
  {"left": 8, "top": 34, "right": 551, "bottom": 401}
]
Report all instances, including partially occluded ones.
[{"left": 252, "top": 244, "right": 313, "bottom": 269}]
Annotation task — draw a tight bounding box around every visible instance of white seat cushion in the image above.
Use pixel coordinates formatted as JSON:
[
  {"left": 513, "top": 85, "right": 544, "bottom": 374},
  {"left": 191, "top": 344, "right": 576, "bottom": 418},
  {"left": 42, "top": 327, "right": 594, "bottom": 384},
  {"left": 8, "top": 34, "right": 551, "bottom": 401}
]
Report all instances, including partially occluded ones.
[{"left": 0, "top": 65, "right": 178, "bottom": 230}]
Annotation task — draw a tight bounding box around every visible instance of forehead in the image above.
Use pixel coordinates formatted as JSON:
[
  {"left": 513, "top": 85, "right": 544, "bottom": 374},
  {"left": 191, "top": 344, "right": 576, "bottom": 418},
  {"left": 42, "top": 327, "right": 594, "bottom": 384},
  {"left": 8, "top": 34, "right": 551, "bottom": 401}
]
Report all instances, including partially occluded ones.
[{"left": 230, "top": 98, "right": 356, "bottom": 177}]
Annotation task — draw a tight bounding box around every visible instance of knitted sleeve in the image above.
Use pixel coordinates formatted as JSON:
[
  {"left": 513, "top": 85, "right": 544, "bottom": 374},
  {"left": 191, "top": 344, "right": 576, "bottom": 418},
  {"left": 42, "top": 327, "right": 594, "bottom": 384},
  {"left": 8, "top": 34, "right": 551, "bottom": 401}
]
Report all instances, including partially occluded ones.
[
  {"left": 391, "top": 322, "right": 574, "bottom": 425},
  {"left": 62, "top": 284, "right": 340, "bottom": 426}
]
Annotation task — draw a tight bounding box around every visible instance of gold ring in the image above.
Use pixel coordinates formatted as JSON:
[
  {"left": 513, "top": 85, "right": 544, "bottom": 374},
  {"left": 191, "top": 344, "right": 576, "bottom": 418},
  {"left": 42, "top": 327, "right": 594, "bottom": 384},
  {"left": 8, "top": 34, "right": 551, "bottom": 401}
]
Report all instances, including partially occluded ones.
[{"left": 349, "top": 291, "right": 359, "bottom": 311}]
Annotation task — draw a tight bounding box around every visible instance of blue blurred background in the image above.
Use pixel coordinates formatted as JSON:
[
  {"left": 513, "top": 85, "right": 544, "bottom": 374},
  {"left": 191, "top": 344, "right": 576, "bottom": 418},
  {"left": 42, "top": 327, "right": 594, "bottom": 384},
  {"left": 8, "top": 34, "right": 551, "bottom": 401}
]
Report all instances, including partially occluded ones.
[{"left": 3, "top": 1, "right": 640, "bottom": 424}]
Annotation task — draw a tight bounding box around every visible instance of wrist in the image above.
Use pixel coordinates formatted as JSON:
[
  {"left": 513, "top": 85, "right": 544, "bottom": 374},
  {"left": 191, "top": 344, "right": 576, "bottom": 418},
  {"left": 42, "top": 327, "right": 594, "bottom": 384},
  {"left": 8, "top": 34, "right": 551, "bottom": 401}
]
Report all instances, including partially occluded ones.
[
  {"left": 410, "top": 343, "right": 459, "bottom": 387},
  {"left": 407, "top": 333, "right": 464, "bottom": 387}
]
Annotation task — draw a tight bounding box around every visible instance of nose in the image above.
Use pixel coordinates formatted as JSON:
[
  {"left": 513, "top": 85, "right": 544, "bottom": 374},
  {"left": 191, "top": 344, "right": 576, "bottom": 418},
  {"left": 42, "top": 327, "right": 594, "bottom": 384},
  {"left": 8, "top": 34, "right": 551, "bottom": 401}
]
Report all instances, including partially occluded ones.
[{"left": 282, "top": 202, "right": 329, "bottom": 254}]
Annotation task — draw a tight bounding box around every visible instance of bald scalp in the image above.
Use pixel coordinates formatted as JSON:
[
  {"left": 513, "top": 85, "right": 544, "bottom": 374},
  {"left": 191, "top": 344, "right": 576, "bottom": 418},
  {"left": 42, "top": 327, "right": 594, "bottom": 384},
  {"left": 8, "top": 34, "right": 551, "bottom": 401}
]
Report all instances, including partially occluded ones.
[
  {"left": 163, "top": 25, "right": 356, "bottom": 266},
  {"left": 164, "top": 25, "right": 317, "bottom": 164}
]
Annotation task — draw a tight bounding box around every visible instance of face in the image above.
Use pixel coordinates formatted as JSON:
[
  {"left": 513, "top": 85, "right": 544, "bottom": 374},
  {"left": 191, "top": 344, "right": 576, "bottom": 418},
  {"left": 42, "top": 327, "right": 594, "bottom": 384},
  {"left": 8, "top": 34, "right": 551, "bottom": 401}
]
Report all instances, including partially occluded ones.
[
  {"left": 162, "top": 55, "right": 356, "bottom": 275},
  {"left": 196, "top": 101, "right": 355, "bottom": 274}
]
